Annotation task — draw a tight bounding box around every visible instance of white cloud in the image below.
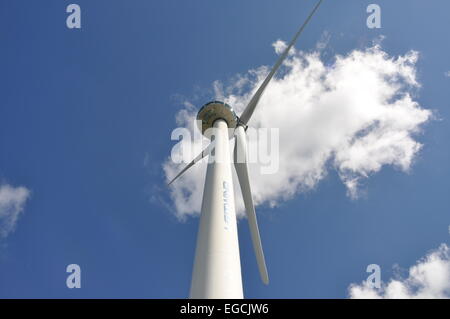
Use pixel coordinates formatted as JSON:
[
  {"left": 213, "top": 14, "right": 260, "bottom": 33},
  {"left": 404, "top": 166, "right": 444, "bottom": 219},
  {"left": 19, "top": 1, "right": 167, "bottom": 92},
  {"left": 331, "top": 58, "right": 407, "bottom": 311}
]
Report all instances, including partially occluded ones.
[
  {"left": 445, "top": 71, "right": 450, "bottom": 78},
  {"left": 164, "top": 41, "right": 432, "bottom": 219},
  {"left": 272, "top": 40, "right": 288, "bottom": 55},
  {"left": 0, "top": 184, "right": 30, "bottom": 238},
  {"left": 349, "top": 244, "right": 450, "bottom": 299}
]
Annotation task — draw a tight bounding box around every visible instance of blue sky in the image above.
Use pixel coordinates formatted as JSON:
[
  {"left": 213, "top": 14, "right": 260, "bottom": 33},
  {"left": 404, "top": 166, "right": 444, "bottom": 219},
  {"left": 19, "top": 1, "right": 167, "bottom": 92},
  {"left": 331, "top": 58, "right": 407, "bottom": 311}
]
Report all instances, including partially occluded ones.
[{"left": 0, "top": 0, "right": 449, "bottom": 298}]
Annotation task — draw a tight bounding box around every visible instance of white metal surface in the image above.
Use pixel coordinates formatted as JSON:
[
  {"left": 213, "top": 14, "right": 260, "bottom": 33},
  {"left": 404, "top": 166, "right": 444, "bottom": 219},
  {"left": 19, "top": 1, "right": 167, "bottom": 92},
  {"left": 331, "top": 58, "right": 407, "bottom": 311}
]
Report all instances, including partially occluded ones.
[
  {"left": 234, "top": 125, "right": 268, "bottom": 285},
  {"left": 169, "top": 1, "right": 324, "bottom": 297},
  {"left": 189, "top": 119, "right": 243, "bottom": 299}
]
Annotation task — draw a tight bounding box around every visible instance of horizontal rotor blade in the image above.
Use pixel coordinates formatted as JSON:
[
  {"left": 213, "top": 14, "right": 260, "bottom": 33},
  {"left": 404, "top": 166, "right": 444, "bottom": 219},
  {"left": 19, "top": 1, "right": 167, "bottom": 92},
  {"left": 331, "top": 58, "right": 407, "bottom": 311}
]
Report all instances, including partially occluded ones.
[
  {"left": 234, "top": 126, "right": 269, "bottom": 285},
  {"left": 239, "top": 0, "right": 323, "bottom": 125},
  {"left": 167, "top": 145, "right": 211, "bottom": 186}
]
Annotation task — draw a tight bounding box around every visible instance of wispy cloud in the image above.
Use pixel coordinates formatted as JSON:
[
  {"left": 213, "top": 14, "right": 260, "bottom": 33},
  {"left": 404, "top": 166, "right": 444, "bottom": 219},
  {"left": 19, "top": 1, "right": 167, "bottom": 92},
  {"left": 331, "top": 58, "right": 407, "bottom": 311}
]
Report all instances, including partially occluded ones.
[
  {"left": 0, "top": 183, "right": 31, "bottom": 238},
  {"left": 349, "top": 244, "right": 450, "bottom": 299},
  {"left": 164, "top": 41, "right": 432, "bottom": 220},
  {"left": 445, "top": 71, "right": 450, "bottom": 78},
  {"left": 315, "top": 30, "right": 331, "bottom": 51}
]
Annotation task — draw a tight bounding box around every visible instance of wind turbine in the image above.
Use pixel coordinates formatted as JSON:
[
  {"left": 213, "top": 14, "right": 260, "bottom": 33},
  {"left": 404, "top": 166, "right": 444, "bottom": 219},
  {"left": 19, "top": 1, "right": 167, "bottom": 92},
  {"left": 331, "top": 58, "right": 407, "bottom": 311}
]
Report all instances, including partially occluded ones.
[{"left": 168, "top": 0, "right": 323, "bottom": 299}]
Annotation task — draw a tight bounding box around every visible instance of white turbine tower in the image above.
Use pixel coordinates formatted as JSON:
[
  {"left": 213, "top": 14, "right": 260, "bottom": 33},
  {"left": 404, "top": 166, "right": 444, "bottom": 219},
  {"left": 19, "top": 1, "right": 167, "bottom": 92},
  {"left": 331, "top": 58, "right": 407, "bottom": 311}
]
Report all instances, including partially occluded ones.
[{"left": 169, "top": 0, "right": 323, "bottom": 299}]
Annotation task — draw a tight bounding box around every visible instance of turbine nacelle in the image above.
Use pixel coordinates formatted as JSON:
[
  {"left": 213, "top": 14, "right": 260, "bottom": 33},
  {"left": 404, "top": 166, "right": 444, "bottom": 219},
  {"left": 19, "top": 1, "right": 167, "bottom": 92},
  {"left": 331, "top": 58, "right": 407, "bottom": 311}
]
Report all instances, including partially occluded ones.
[{"left": 197, "top": 101, "right": 238, "bottom": 138}]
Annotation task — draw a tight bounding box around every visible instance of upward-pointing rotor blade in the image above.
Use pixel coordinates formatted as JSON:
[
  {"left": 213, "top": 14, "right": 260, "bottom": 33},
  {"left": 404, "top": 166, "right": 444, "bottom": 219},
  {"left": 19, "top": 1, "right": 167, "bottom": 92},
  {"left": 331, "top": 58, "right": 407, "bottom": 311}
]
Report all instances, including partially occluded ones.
[
  {"left": 167, "top": 145, "right": 211, "bottom": 186},
  {"left": 239, "top": 0, "right": 323, "bottom": 126},
  {"left": 233, "top": 126, "right": 269, "bottom": 285}
]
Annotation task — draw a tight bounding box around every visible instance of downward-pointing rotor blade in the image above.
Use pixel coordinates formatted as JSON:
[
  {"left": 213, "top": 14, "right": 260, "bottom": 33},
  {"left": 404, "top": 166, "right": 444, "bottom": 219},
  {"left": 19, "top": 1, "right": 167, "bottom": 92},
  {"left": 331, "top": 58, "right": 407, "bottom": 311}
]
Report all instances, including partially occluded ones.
[
  {"left": 239, "top": 0, "right": 323, "bottom": 125},
  {"left": 167, "top": 145, "right": 211, "bottom": 186},
  {"left": 234, "top": 126, "right": 269, "bottom": 285}
]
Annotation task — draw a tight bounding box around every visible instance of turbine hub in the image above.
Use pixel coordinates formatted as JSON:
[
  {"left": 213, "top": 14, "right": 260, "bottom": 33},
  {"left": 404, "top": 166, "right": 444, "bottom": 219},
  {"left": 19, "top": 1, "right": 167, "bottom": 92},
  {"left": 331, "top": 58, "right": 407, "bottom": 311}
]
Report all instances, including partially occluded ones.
[{"left": 197, "top": 101, "right": 237, "bottom": 136}]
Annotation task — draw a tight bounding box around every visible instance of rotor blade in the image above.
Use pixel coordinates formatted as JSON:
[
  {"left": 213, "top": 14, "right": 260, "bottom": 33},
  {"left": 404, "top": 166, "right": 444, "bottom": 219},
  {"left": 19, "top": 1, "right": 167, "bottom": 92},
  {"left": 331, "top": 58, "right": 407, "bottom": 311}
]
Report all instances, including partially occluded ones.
[
  {"left": 167, "top": 145, "right": 210, "bottom": 186},
  {"left": 233, "top": 126, "right": 269, "bottom": 285},
  {"left": 239, "top": 0, "right": 323, "bottom": 125}
]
